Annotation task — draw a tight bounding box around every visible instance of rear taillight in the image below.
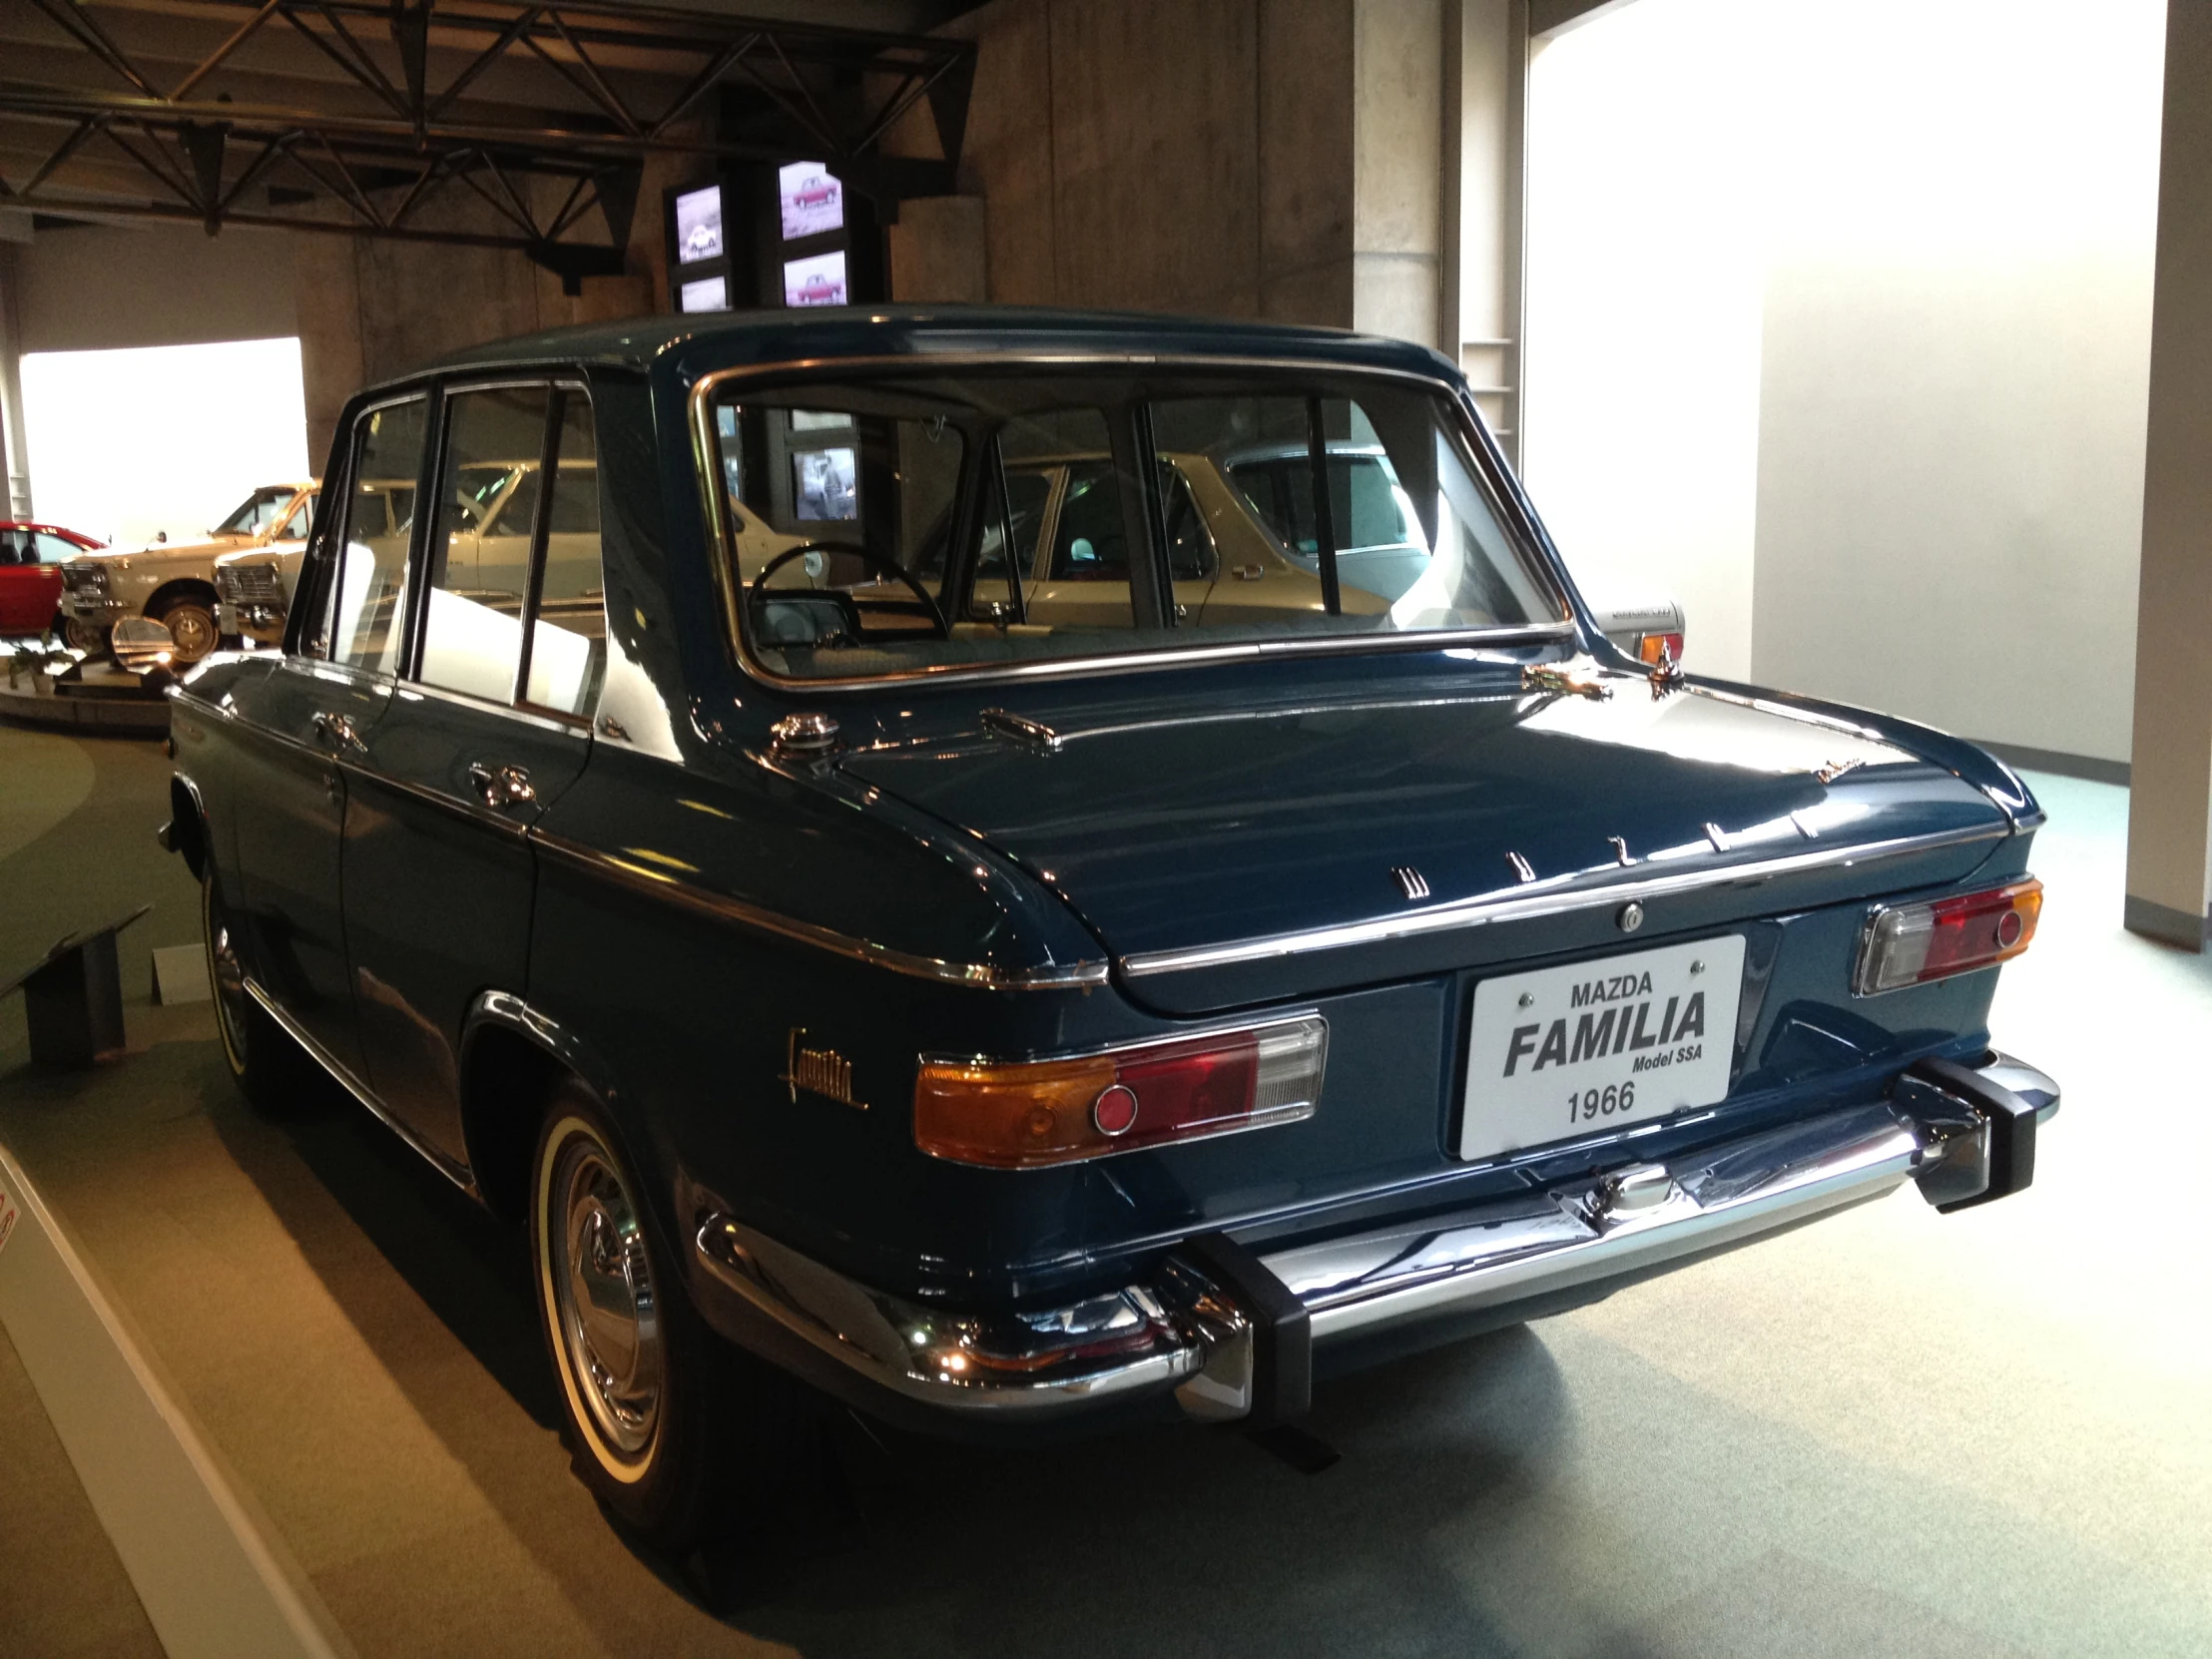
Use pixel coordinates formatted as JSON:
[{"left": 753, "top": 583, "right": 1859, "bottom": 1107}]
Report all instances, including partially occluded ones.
[
  {"left": 914, "top": 1017, "right": 1328, "bottom": 1169},
  {"left": 1855, "top": 878, "right": 2042, "bottom": 995},
  {"left": 1637, "top": 631, "right": 1685, "bottom": 666}
]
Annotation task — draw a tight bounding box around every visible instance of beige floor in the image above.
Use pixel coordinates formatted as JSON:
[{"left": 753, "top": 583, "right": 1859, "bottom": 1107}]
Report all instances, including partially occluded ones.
[
  {"left": 0, "top": 722, "right": 2207, "bottom": 1658},
  {"left": 0, "top": 1318, "right": 165, "bottom": 1659}
]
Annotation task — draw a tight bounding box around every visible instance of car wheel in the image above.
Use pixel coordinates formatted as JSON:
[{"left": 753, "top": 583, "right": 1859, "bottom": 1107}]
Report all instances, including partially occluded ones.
[
  {"left": 159, "top": 598, "right": 220, "bottom": 663},
  {"left": 203, "top": 863, "right": 305, "bottom": 1113},
  {"left": 64, "top": 618, "right": 109, "bottom": 654},
  {"left": 528, "top": 1083, "right": 802, "bottom": 1550}
]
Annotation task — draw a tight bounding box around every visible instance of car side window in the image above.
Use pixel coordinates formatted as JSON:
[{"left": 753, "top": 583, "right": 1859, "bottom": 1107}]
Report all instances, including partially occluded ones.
[
  {"left": 418, "top": 386, "right": 546, "bottom": 703},
  {"left": 331, "top": 398, "right": 428, "bottom": 673},
  {"left": 35, "top": 533, "right": 80, "bottom": 563},
  {"left": 415, "top": 383, "right": 605, "bottom": 717},
  {"left": 273, "top": 499, "right": 312, "bottom": 542},
  {"left": 521, "top": 397, "right": 604, "bottom": 717},
  {"left": 1162, "top": 465, "right": 1214, "bottom": 581},
  {"left": 1047, "top": 461, "right": 1130, "bottom": 581}
]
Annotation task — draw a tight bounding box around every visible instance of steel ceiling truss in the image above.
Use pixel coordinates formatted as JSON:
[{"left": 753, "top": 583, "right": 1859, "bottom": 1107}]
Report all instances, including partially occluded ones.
[{"left": 0, "top": 1, "right": 975, "bottom": 286}]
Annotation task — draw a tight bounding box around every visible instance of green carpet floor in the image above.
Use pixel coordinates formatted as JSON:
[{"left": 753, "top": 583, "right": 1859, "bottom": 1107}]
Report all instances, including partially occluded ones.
[{"left": 1, "top": 721, "right": 2207, "bottom": 1657}]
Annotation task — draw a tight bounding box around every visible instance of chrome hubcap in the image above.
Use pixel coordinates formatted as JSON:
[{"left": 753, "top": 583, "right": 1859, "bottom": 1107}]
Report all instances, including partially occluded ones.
[
  {"left": 166, "top": 606, "right": 216, "bottom": 661},
  {"left": 551, "top": 1140, "right": 663, "bottom": 1458}
]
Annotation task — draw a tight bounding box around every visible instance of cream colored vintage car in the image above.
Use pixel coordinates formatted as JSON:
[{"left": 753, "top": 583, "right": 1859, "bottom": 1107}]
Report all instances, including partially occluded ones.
[
  {"left": 219, "top": 461, "right": 806, "bottom": 647},
  {"left": 58, "top": 482, "right": 316, "bottom": 662}
]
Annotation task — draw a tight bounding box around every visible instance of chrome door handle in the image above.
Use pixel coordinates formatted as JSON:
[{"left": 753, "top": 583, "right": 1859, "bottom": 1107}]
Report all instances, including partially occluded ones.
[
  {"left": 310, "top": 710, "right": 367, "bottom": 755},
  {"left": 467, "top": 761, "right": 535, "bottom": 810}
]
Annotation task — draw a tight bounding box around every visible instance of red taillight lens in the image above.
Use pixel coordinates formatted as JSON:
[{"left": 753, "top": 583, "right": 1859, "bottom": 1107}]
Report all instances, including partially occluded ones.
[
  {"left": 1855, "top": 878, "right": 2042, "bottom": 995},
  {"left": 1637, "top": 631, "right": 1685, "bottom": 666},
  {"left": 914, "top": 1017, "right": 1328, "bottom": 1169}
]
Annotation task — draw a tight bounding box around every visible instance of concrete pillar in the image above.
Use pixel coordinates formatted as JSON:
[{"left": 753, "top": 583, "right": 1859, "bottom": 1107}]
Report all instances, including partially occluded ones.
[
  {"left": 1450, "top": 0, "right": 1526, "bottom": 465},
  {"left": 0, "top": 226, "right": 31, "bottom": 519},
  {"left": 2125, "top": 0, "right": 2212, "bottom": 952},
  {"left": 1351, "top": 0, "right": 1446, "bottom": 348}
]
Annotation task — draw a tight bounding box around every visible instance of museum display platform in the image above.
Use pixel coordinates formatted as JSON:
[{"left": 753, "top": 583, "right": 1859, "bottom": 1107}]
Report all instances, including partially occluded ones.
[
  {"left": 1, "top": 720, "right": 2204, "bottom": 1659},
  {"left": 0, "top": 656, "right": 171, "bottom": 736}
]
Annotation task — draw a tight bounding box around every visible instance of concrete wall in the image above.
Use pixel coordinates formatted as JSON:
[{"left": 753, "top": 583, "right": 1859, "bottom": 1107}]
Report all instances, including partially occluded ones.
[
  {"left": 10, "top": 222, "right": 299, "bottom": 356},
  {"left": 2125, "top": 0, "right": 2212, "bottom": 947},
  {"left": 943, "top": 0, "right": 1449, "bottom": 344},
  {"left": 1749, "top": 0, "right": 2162, "bottom": 766},
  {"left": 2, "top": 213, "right": 652, "bottom": 478},
  {"left": 1519, "top": 0, "right": 1765, "bottom": 681},
  {"left": 1519, "top": 0, "right": 2163, "bottom": 755}
]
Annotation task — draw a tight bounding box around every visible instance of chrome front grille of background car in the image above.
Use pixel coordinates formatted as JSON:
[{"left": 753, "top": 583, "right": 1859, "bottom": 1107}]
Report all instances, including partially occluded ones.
[{"left": 216, "top": 563, "right": 284, "bottom": 604}]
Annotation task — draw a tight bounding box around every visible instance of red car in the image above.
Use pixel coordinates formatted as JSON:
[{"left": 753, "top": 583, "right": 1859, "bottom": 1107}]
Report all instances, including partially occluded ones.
[{"left": 0, "top": 521, "right": 104, "bottom": 637}]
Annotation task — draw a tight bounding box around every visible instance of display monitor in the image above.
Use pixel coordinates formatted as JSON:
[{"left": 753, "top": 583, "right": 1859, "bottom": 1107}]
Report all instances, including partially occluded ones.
[
  {"left": 783, "top": 250, "right": 847, "bottom": 308},
  {"left": 674, "top": 184, "right": 724, "bottom": 264},
  {"left": 778, "top": 162, "right": 843, "bottom": 240},
  {"left": 679, "top": 275, "right": 729, "bottom": 313},
  {"left": 793, "top": 447, "right": 857, "bottom": 521}
]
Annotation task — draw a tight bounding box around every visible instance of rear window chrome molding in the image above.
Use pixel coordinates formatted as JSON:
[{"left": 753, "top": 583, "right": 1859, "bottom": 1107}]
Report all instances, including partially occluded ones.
[
  {"left": 1116, "top": 821, "right": 2016, "bottom": 980},
  {"left": 685, "top": 349, "right": 1576, "bottom": 695},
  {"left": 531, "top": 829, "right": 1110, "bottom": 990}
]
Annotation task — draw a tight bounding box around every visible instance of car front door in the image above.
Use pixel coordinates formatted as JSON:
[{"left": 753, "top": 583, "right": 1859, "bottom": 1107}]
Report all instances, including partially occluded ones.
[
  {"left": 338, "top": 380, "right": 604, "bottom": 1171},
  {"left": 227, "top": 396, "right": 428, "bottom": 1079}
]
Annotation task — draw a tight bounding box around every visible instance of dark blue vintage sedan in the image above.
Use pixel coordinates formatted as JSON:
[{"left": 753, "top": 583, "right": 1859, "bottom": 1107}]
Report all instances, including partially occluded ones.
[{"left": 163, "top": 307, "right": 2056, "bottom": 1546}]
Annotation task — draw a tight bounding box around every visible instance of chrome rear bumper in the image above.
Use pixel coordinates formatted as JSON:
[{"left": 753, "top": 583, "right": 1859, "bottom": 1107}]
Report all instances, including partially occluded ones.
[{"left": 690, "top": 1050, "right": 2057, "bottom": 1426}]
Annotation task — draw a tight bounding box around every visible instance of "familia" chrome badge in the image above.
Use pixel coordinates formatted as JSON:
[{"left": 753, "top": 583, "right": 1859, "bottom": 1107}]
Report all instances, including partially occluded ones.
[{"left": 783, "top": 1028, "right": 864, "bottom": 1109}]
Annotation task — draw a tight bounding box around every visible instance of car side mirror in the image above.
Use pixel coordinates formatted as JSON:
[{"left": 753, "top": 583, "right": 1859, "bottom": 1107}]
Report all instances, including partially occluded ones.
[
  {"left": 1585, "top": 592, "right": 1685, "bottom": 667},
  {"left": 111, "top": 616, "right": 176, "bottom": 673}
]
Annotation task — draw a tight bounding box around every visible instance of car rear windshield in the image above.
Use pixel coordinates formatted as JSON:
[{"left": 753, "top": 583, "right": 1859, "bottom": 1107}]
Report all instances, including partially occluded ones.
[{"left": 702, "top": 365, "right": 1562, "bottom": 682}]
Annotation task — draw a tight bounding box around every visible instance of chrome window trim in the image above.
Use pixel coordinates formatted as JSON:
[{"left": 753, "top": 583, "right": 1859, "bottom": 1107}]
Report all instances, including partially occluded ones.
[
  {"left": 687, "top": 350, "right": 1577, "bottom": 693},
  {"left": 1117, "top": 821, "right": 2015, "bottom": 979},
  {"left": 531, "top": 829, "right": 1110, "bottom": 990}
]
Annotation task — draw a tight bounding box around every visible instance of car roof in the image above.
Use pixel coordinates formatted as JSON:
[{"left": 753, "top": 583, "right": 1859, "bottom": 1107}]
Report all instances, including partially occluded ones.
[
  {"left": 1, "top": 521, "right": 101, "bottom": 542},
  {"left": 405, "top": 305, "right": 1462, "bottom": 390}
]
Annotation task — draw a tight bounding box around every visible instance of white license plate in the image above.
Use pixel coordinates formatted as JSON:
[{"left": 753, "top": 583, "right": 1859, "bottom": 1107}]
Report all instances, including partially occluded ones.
[{"left": 1456, "top": 935, "right": 1746, "bottom": 1162}]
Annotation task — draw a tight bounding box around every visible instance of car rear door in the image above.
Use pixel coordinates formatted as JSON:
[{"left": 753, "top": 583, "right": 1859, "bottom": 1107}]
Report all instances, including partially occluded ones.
[{"left": 338, "top": 378, "right": 603, "bottom": 1170}]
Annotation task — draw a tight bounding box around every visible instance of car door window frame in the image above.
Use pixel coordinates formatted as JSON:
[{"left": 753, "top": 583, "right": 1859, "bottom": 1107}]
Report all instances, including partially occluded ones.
[
  {"left": 291, "top": 388, "right": 436, "bottom": 670},
  {"left": 401, "top": 373, "right": 600, "bottom": 726}
]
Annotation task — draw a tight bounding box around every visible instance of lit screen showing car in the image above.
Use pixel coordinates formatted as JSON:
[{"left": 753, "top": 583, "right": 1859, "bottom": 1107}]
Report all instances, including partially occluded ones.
[
  {"left": 778, "top": 162, "right": 843, "bottom": 240},
  {"left": 783, "top": 250, "right": 847, "bottom": 308},
  {"left": 680, "top": 275, "right": 729, "bottom": 313},
  {"left": 792, "top": 446, "right": 856, "bottom": 520},
  {"left": 674, "top": 184, "right": 723, "bottom": 264}
]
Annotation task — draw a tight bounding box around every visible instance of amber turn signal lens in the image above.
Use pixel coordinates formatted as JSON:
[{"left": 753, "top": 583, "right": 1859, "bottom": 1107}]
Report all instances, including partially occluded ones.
[
  {"left": 1637, "top": 631, "right": 1686, "bottom": 666},
  {"left": 913, "top": 1018, "right": 1328, "bottom": 1169},
  {"left": 1855, "top": 878, "right": 2042, "bottom": 995}
]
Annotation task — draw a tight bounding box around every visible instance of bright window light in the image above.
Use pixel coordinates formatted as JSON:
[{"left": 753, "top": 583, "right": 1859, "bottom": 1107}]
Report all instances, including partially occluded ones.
[{"left": 20, "top": 336, "right": 309, "bottom": 548}]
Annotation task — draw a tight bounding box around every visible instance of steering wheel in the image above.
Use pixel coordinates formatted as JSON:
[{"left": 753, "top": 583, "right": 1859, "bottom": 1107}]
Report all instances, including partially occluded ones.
[{"left": 748, "top": 540, "right": 949, "bottom": 647}]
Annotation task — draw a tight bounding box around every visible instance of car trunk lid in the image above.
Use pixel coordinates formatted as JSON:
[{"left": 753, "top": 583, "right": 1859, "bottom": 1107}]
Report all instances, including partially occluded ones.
[{"left": 838, "top": 677, "right": 2018, "bottom": 1015}]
